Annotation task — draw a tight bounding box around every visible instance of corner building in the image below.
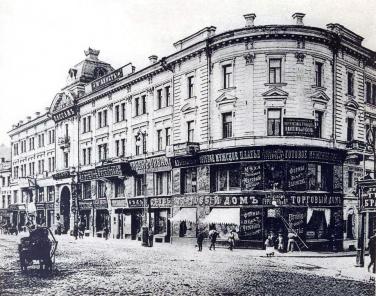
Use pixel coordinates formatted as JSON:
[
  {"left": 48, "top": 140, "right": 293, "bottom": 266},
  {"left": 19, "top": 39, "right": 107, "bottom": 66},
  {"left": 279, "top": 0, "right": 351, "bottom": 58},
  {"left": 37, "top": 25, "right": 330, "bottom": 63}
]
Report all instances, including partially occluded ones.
[{"left": 8, "top": 13, "right": 376, "bottom": 250}]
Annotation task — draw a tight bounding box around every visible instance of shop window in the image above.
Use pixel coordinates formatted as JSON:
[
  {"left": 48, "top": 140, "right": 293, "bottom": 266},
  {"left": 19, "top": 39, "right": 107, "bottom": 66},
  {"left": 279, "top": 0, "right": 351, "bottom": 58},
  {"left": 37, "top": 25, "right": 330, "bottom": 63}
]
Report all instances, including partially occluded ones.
[
  {"left": 264, "top": 162, "right": 285, "bottom": 190},
  {"left": 97, "top": 181, "right": 106, "bottom": 199},
  {"left": 222, "top": 113, "right": 233, "bottom": 138},
  {"left": 114, "top": 179, "right": 125, "bottom": 198},
  {"left": 315, "top": 61, "right": 323, "bottom": 87},
  {"left": 308, "top": 163, "right": 333, "bottom": 191},
  {"left": 347, "top": 213, "right": 355, "bottom": 239},
  {"left": 347, "top": 118, "right": 354, "bottom": 142},
  {"left": 181, "top": 167, "right": 197, "bottom": 193},
  {"left": 153, "top": 209, "right": 169, "bottom": 235},
  {"left": 314, "top": 111, "right": 323, "bottom": 138},
  {"left": 211, "top": 164, "right": 240, "bottom": 192},
  {"left": 267, "top": 109, "right": 281, "bottom": 136},
  {"left": 82, "top": 182, "right": 91, "bottom": 200},
  {"left": 269, "top": 58, "right": 282, "bottom": 84},
  {"left": 47, "top": 186, "right": 55, "bottom": 202},
  {"left": 223, "top": 64, "right": 233, "bottom": 89},
  {"left": 135, "top": 175, "right": 145, "bottom": 196},
  {"left": 306, "top": 210, "right": 329, "bottom": 240},
  {"left": 37, "top": 187, "right": 44, "bottom": 202}
]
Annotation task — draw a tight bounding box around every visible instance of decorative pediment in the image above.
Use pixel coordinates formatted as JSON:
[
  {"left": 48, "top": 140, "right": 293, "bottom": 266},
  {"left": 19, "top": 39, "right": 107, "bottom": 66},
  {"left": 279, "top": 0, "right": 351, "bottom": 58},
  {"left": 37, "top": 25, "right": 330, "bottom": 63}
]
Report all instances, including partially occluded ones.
[
  {"left": 215, "top": 93, "right": 238, "bottom": 106},
  {"left": 345, "top": 99, "right": 360, "bottom": 112},
  {"left": 310, "top": 90, "right": 330, "bottom": 105},
  {"left": 181, "top": 103, "right": 197, "bottom": 114},
  {"left": 51, "top": 91, "right": 76, "bottom": 114},
  {"left": 262, "top": 87, "right": 289, "bottom": 97}
]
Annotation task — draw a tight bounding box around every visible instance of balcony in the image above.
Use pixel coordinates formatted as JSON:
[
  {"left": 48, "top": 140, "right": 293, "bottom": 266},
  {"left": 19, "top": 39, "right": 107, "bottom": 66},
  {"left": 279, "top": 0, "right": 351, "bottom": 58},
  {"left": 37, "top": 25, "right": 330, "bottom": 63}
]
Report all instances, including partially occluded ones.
[{"left": 58, "top": 136, "right": 70, "bottom": 149}]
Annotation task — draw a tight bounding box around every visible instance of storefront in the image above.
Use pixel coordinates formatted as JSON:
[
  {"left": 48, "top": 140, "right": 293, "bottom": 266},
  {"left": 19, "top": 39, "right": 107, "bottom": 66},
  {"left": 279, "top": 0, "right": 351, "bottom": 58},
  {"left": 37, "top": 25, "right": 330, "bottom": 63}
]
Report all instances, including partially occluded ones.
[
  {"left": 0, "top": 208, "right": 10, "bottom": 225},
  {"left": 8, "top": 204, "right": 26, "bottom": 231},
  {"left": 170, "top": 146, "right": 345, "bottom": 250}
]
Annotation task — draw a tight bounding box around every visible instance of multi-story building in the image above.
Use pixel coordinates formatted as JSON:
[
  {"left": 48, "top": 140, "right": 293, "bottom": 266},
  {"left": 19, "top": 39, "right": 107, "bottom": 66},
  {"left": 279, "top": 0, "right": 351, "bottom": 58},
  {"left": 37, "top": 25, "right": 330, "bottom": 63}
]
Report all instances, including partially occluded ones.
[
  {"left": 7, "top": 13, "right": 376, "bottom": 250},
  {"left": 8, "top": 111, "right": 56, "bottom": 230},
  {"left": 0, "top": 158, "right": 11, "bottom": 225}
]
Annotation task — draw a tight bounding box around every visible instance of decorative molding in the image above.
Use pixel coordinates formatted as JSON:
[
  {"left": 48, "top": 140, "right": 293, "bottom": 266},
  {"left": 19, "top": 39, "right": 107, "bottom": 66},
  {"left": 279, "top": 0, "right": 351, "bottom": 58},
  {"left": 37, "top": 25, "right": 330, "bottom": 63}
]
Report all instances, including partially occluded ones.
[
  {"left": 262, "top": 87, "right": 289, "bottom": 97},
  {"left": 181, "top": 103, "right": 197, "bottom": 114},
  {"left": 295, "top": 52, "right": 305, "bottom": 63},
  {"left": 244, "top": 53, "right": 255, "bottom": 65},
  {"left": 245, "top": 40, "right": 254, "bottom": 50},
  {"left": 215, "top": 93, "right": 238, "bottom": 106}
]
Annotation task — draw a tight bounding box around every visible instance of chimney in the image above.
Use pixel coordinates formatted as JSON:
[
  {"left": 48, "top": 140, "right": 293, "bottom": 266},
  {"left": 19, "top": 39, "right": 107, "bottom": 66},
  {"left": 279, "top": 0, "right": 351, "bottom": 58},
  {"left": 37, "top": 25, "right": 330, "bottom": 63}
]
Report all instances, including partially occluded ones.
[
  {"left": 132, "top": 66, "right": 136, "bottom": 73},
  {"left": 292, "top": 13, "right": 305, "bottom": 25},
  {"left": 148, "top": 55, "right": 158, "bottom": 64},
  {"left": 35, "top": 111, "right": 41, "bottom": 117},
  {"left": 84, "top": 47, "right": 100, "bottom": 60},
  {"left": 26, "top": 116, "right": 32, "bottom": 121},
  {"left": 19, "top": 120, "right": 23, "bottom": 125},
  {"left": 244, "top": 13, "right": 256, "bottom": 27},
  {"left": 45, "top": 107, "right": 50, "bottom": 112}
]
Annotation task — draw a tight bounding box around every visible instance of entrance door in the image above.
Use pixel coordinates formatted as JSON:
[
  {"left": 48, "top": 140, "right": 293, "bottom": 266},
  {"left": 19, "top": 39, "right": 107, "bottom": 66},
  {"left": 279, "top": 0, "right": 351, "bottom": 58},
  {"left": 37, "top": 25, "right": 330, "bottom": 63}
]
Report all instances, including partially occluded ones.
[{"left": 60, "top": 186, "right": 71, "bottom": 234}]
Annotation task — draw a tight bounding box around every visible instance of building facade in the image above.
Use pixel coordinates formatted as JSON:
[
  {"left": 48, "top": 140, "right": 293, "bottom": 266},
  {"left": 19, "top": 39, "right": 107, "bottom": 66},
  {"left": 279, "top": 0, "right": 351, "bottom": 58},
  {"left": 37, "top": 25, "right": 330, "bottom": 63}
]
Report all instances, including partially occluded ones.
[{"left": 7, "top": 13, "right": 376, "bottom": 250}]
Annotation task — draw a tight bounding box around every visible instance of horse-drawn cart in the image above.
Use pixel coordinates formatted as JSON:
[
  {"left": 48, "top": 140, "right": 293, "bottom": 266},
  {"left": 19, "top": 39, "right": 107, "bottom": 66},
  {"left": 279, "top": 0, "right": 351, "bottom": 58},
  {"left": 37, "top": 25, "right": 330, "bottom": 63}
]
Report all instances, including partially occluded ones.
[{"left": 18, "top": 227, "right": 58, "bottom": 272}]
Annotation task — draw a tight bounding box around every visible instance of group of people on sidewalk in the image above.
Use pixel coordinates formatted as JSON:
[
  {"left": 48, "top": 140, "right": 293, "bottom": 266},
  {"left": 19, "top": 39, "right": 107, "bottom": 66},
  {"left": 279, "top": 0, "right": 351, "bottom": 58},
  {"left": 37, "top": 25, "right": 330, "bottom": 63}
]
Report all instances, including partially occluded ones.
[
  {"left": 196, "top": 228, "right": 237, "bottom": 252},
  {"left": 265, "top": 232, "right": 297, "bottom": 257}
]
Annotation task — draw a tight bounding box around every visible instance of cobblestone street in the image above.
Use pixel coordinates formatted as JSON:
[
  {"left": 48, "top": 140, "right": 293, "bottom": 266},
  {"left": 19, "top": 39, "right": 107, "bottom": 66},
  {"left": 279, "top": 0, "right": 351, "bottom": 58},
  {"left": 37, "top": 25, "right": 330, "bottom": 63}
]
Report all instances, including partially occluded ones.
[{"left": 0, "top": 234, "right": 374, "bottom": 296}]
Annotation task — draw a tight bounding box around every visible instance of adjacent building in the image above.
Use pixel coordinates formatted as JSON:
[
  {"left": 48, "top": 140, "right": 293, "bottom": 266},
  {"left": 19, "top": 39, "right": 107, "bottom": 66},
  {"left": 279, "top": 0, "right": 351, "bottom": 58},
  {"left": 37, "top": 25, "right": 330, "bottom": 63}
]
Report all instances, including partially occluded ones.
[{"left": 7, "top": 13, "right": 376, "bottom": 250}]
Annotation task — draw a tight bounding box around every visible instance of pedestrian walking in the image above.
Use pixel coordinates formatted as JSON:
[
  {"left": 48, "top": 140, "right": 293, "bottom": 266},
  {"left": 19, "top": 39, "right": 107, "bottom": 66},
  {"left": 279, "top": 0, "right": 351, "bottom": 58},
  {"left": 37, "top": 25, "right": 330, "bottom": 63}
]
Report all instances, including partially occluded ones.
[
  {"left": 148, "top": 227, "right": 154, "bottom": 247},
  {"left": 197, "top": 230, "right": 204, "bottom": 252},
  {"left": 368, "top": 234, "right": 376, "bottom": 272},
  {"left": 228, "top": 230, "right": 236, "bottom": 251},
  {"left": 265, "top": 235, "right": 274, "bottom": 257},
  {"left": 73, "top": 223, "right": 78, "bottom": 240},
  {"left": 103, "top": 224, "right": 109, "bottom": 240},
  {"left": 209, "top": 229, "right": 219, "bottom": 251},
  {"left": 78, "top": 221, "right": 85, "bottom": 239},
  {"left": 287, "top": 232, "right": 296, "bottom": 252},
  {"left": 277, "top": 233, "right": 285, "bottom": 253}
]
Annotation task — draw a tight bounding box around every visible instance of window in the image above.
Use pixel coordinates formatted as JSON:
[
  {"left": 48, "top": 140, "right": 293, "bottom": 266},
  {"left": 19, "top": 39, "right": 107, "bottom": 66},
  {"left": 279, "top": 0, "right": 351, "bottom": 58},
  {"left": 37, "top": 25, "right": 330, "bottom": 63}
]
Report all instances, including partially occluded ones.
[
  {"left": 308, "top": 163, "right": 333, "bottom": 191},
  {"left": 181, "top": 167, "right": 197, "bottom": 193},
  {"left": 135, "top": 97, "right": 140, "bottom": 116},
  {"left": 103, "top": 110, "right": 108, "bottom": 126},
  {"left": 115, "top": 140, "right": 120, "bottom": 157},
  {"left": 38, "top": 187, "right": 44, "bottom": 202},
  {"left": 187, "top": 121, "right": 194, "bottom": 142},
  {"left": 65, "top": 124, "right": 69, "bottom": 138},
  {"left": 121, "top": 102, "right": 126, "bottom": 121},
  {"left": 29, "top": 137, "right": 34, "bottom": 150},
  {"left": 157, "top": 89, "right": 163, "bottom": 109},
  {"left": 82, "top": 149, "right": 87, "bottom": 165},
  {"left": 13, "top": 143, "right": 18, "bottom": 156},
  {"left": 64, "top": 152, "right": 69, "bottom": 168},
  {"left": 82, "top": 182, "right": 91, "bottom": 200},
  {"left": 135, "top": 175, "right": 145, "bottom": 196},
  {"left": 114, "top": 179, "right": 125, "bottom": 197},
  {"left": 48, "top": 130, "right": 55, "bottom": 144},
  {"left": 157, "top": 129, "right": 163, "bottom": 151},
  {"left": 347, "top": 72, "right": 354, "bottom": 96},
  {"left": 366, "top": 82, "right": 372, "bottom": 104},
  {"left": 348, "top": 171, "right": 354, "bottom": 188},
  {"left": 315, "top": 62, "right": 323, "bottom": 87},
  {"left": 211, "top": 164, "right": 240, "bottom": 192},
  {"left": 83, "top": 117, "right": 87, "bottom": 133},
  {"left": 165, "top": 127, "right": 171, "bottom": 146},
  {"left": 269, "top": 58, "right": 282, "bottom": 84},
  {"left": 154, "top": 171, "right": 171, "bottom": 195},
  {"left": 222, "top": 112, "right": 232, "bottom": 138},
  {"left": 347, "top": 118, "right": 354, "bottom": 142},
  {"left": 38, "top": 159, "right": 44, "bottom": 174},
  {"left": 115, "top": 105, "right": 120, "bottom": 123},
  {"left": 13, "top": 166, "right": 18, "bottom": 179},
  {"left": 87, "top": 148, "right": 91, "bottom": 164},
  {"left": 47, "top": 186, "right": 55, "bottom": 202},
  {"left": 38, "top": 134, "right": 44, "bottom": 148},
  {"left": 373, "top": 84, "right": 376, "bottom": 106},
  {"left": 98, "top": 143, "right": 108, "bottom": 161},
  {"left": 97, "top": 111, "right": 107, "bottom": 128},
  {"left": 97, "top": 180, "right": 106, "bottom": 198},
  {"left": 223, "top": 64, "right": 233, "bottom": 89},
  {"left": 121, "top": 139, "right": 125, "bottom": 157},
  {"left": 267, "top": 109, "right": 281, "bottom": 136},
  {"left": 314, "top": 111, "right": 323, "bottom": 138},
  {"left": 165, "top": 86, "right": 171, "bottom": 107},
  {"left": 135, "top": 136, "right": 140, "bottom": 156},
  {"left": 188, "top": 76, "right": 194, "bottom": 98},
  {"left": 83, "top": 116, "right": 91, "bottom": 133},
  {"left": 141, "top": 95, "right": 147, "bottom": 114}
]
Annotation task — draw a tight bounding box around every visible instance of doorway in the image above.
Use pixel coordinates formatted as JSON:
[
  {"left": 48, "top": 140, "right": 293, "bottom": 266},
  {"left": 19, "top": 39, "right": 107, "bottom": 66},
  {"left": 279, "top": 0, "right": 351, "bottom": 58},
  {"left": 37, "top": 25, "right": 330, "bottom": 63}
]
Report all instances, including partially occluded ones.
[{"left": 60, "top": 186, "right": 71, "bottom": 234}]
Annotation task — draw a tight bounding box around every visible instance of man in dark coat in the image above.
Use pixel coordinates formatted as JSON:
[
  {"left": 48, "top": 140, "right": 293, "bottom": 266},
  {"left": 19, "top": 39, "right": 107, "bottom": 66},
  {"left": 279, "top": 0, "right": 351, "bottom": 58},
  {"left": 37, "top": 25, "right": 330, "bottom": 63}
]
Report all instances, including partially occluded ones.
[
  {"left": 209, "top": 229, "right": 219, "bottom": 251},
  {"left": 368, "top": 234, "right": 376, "bottom": 272},
  {"left": 197, "top": 230, "right": 205, "bottom": 252}
]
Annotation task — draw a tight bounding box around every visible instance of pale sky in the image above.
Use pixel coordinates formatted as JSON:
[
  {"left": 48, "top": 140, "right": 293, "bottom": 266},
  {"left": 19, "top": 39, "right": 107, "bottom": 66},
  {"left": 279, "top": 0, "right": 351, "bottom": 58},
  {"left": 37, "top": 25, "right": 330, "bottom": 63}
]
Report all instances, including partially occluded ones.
[{"left": 0, "top": 0, "right": 375, "bottom": 145}]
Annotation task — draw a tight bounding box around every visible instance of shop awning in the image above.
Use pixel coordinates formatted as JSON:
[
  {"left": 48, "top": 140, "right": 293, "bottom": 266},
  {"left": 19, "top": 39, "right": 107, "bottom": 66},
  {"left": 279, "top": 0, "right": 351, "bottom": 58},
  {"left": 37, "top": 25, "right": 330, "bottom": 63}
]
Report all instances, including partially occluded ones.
[
  {"left": 203, "top": 208, "right": 240, "bottom": 225},
  {"left": 169, "top": 208, "right": 196, "bottom": 223}
]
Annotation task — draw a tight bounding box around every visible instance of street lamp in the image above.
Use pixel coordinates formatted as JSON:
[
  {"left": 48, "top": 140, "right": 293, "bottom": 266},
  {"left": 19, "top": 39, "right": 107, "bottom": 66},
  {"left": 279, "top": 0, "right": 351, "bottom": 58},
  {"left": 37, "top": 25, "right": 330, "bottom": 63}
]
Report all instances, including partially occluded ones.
[{"left": 135, "top": 129, "right": 151, "bottom": 247}]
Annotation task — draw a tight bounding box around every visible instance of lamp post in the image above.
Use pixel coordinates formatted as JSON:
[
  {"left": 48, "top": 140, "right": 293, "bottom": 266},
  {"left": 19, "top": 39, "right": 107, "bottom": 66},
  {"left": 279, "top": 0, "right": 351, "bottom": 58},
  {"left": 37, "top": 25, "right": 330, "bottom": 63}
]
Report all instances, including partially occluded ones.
[{"left": 136, "top": 130, "right": 151, "bottom": 246}]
